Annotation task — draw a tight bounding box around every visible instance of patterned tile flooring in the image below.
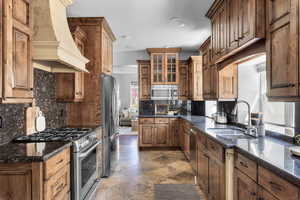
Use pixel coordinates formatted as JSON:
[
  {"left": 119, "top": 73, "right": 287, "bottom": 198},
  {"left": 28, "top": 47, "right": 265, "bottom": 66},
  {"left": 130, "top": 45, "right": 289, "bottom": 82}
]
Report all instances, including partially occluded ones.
[{"left": 95, "top": 135, "right": 205, "bottom": 200}]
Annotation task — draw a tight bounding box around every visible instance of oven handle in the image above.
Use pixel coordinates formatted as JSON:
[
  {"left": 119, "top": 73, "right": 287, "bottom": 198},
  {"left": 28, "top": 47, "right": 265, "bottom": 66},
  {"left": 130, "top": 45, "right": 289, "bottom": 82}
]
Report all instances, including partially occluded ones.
[{"left": 79, "top": 141, "right": 101, "bottom": 158}]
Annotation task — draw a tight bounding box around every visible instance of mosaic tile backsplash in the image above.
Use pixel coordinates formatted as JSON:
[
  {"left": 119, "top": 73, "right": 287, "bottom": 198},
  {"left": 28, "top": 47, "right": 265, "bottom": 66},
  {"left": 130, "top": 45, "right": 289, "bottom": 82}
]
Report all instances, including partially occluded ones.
[{"left": 0, "top": 69, "right": 67, "bottom": 145}]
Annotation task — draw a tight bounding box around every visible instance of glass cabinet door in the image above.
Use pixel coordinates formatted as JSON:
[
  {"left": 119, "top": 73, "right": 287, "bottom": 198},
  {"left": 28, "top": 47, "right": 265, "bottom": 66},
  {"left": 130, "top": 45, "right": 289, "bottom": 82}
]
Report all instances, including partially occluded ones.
[
  {"left": 166, "top": 54, "right": 178, "bottom": 83},
  {"left": 152, "top": 54, "right": 164, "bottom": 83}
]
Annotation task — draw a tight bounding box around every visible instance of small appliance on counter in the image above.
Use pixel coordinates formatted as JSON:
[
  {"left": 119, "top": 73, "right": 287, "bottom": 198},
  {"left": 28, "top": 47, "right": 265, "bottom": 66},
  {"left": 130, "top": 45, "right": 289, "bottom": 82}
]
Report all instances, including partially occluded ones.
[
  {"left": 155, "top": 104, "right": 169, "bottom": 115},
  {"left": 251, "top": 113, "right": 265, "bottom": 137},
  {"left": 213, "top": 112, "right": 228, "bottom": 124}
]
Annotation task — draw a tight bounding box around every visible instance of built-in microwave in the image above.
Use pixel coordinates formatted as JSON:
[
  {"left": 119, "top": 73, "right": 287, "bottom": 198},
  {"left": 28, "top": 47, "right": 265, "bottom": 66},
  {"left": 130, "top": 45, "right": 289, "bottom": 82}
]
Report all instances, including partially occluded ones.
[{"left": 151, "top": 85, "right": 178, "bottom": 100}]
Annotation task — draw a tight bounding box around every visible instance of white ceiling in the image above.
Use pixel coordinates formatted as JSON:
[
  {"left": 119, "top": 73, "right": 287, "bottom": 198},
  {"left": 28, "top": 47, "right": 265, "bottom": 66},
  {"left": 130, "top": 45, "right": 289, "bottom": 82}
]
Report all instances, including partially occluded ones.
[{"left": 67, "top": 0, "right": 214, "bottom": 52}]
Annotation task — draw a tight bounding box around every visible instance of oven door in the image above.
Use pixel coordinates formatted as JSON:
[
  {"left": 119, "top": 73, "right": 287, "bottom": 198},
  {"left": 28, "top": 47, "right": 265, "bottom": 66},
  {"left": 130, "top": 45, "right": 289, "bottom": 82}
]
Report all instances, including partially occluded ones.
[{"left": 73, "top": 141, "right": 100, "bottom": 200}]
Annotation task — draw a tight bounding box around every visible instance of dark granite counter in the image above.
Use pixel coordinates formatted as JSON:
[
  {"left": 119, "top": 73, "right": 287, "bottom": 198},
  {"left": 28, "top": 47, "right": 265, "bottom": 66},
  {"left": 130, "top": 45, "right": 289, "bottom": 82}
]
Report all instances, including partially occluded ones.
[
  {"left": 0, "top": 142, "right": 71, "bottom": 164},
  {"left": 178, "top": 115, "right": 300, "bottom": 187}
]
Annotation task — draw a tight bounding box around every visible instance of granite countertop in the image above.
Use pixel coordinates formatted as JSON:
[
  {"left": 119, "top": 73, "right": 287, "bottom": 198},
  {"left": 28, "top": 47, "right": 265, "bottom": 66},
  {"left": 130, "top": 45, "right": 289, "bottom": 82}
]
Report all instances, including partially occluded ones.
[
  {"left": 0, "top": 142, "right": 71, "bottom": 164},
  {"left": 179, "top": 115, "right": 300, "bottom": 187}
]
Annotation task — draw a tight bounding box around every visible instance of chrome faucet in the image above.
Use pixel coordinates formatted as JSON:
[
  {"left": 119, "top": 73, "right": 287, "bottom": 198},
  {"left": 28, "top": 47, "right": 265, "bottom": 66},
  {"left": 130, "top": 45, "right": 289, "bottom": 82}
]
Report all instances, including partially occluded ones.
[{"left": 232, "top": 100, "right": 258, "bottom": 137}]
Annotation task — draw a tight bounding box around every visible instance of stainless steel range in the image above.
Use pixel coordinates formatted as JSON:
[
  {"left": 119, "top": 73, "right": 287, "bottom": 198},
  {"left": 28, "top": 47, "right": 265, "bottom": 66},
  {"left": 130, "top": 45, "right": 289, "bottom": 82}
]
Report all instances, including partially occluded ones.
[{"left": 14, "top": 127, "right": 101, "bottom": 200}]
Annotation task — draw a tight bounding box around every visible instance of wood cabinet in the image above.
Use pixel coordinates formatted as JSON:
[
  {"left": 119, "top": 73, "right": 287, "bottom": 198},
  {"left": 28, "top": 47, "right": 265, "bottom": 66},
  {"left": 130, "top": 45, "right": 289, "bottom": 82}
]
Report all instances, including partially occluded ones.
[
  {"left": 155, "top": 123, "right": 169, "bottom": 146},
  {"left": 138, "top": 60, "right": 151, "bottom": 100},
  {"left": 209, "top": 158, "right": 225, "bottom": 200},
  {"left": 195, "top": 130, "right": 225, "bottom": 200},
  {"left": 266, "top": 0, "right": 299, "bottom": 99},
  {"left": 197, "top": 134, "right": 209, "bottom": 195},
  {"left": 1, "top": 0, "right": 34, "bottom": 103},
  {"left": 66, "top": 17, "right": 116, "bottom": 127},
  {"left": 0, "top": 148, "right": 70, "bottom": 200},
  {"left": 200, "top": 37, "right": 218, "bottom": 100},
  {"left": 147, "top": 48, "right": 181, "bottom": 85},
  {"left": 179, "top": 60, "right": 189, "bottom": 100},
  {"left": 218, "top": 64, "right": 237, "bottom": 99},
  {"left": 188, "top": 56, "right": 203, "bottom": 101},
  {"left": 56, "top": 26, "right": 87, "bottom": 102},
  {"left": 234, "top": 169, "right": 258, "bottom": 200},
  {"left": 139, "top": 118, "right": 180, "bottom": 148},
  {"left": 169, "top": 118, "right": 179, "bottom": 146},
  {"left": 139, "top": 117, "right": 180, "bottom": 148},
  {"left": 139, "top": 124, "right": 155, "bottom": 147},
  {"left": 67, "top": 17, "right": 116, "bottom": 75},
  {"left": 102, "top": 29, "right": 113, "bottom": 75},
  {"left": 234, "top": 152, "right": 300, "bottom": 200},
  {"left": 227, "top": 0, "right": 239, "bottom": 51},
  {"left": 207, "top": 0, "right": 265, "bottom": 63}
]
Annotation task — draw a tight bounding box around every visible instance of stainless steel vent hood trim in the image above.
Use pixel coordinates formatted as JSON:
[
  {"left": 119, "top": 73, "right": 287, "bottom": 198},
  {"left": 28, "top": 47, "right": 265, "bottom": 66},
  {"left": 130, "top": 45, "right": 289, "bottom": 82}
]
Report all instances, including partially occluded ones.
[{"left": 32, "top": 0, "right": 89, "bottom": 72}]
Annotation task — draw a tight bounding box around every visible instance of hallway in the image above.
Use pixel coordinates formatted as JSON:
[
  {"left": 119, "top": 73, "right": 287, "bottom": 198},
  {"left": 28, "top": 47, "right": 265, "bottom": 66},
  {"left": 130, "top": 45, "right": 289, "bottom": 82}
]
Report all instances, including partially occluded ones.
[{"left": 95, "top": 135, "right": 204, "bottom": 200}]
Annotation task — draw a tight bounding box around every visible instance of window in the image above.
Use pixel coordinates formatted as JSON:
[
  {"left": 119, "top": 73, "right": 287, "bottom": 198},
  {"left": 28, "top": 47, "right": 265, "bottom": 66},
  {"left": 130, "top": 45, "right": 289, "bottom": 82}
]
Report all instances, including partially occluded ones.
[
  {"left": 130, "top": 81, "right": 138, "bottom": 109},
  {"left": 237, "top": 55, "right": 295, "bottom": 137}
]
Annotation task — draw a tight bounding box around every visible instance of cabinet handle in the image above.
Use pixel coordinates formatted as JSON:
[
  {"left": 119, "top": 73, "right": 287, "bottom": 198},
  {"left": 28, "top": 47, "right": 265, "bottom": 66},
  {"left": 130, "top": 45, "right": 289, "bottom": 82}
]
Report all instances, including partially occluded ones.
[
  {"left": 269, "top": 181, "right": 282, "bottom": 191},
  {"left": 56, "top": 159, "right": 64, "bottom": 165},
  {"left": 250, "top": 192, "right": 256, "bottom": 196},
  {"left": 239, "top": 161, "right": 248, "bottom": 168}
]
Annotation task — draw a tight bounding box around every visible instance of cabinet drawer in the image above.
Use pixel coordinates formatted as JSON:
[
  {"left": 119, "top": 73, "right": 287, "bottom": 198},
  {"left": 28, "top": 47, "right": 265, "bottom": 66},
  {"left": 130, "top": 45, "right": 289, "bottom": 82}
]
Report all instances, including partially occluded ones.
[
  {"left": 44, "top": 164, "right": 70, "bottom": 200},
  {"left": 139, "top": 118, "right": 155, "bottom": 124},
  {"left": 258, "top": 166, "right": 299, "bottom": 200},
  {"left": 155, "top": 118, "right": 169, "bottom": 124},
  {"left": 207, "top": 138, "right": 224, "bottom": 162},
  {"left": 235, "top": 153, "right": 257, "bottom": 181},
  {"left": 44, "top": 148, "right": 70, "bottom": 180}
]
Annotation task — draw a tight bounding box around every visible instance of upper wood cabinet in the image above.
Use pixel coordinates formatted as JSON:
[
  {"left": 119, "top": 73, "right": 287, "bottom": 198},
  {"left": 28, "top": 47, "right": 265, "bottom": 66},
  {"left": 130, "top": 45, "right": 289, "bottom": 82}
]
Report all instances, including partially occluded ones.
[
  {"left": 147, "top": 48, "right": 181, "bottom": 85},
  {"left": 188, "top": 56, "right": 203, "bottom": 101},
  {"left": 67, "top": 17, "right": 116, "bottom": 75},
  {"left": 218, "top": 64, "right": 237, "bottom": 99},
  {"left": 65, "top": 17, "right": 115, "bottom": 127},
  {"left": 1, "top": 0, "right": 34, "bottom": 103},
  {"left": 266, "top": 0, "right": 299, "bottom": 100},
  {"left": 138, "top": 60, "right": 151, "bottom": 100},
  {"left": 179, "top": 60, "right": 189, "bottom": 100},
  {"left": 56, "top": 26, "right": 87, "bottom": 102},
  {"left": 207, "top": 0, "right": 265, "bottom": 63},
  {"left": 200, "top": 37, "right": 219, "bottom": 100}
]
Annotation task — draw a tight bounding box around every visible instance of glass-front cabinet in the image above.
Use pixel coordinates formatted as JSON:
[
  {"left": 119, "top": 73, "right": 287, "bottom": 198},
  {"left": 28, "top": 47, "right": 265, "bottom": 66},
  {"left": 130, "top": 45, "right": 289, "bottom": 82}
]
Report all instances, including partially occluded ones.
[
  {"left": 149, "top": 49, "right": 180, "bottom": 85},
  {"left": 152, "top": 53, "right": 164, "bottom": 84},
  {"left": 166, "top": 53, "right": 178, "bottom": 83}
]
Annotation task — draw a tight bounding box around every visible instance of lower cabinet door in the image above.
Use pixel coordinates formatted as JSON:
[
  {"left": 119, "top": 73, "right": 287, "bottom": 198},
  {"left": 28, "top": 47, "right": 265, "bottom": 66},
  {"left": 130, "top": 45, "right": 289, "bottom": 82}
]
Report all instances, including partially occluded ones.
[
  {"left": 169, "top": 119, "right": 179, "bottom": 146},
  {"left": 139, "top": 125, "right": 155, "bottom": 147},
  {"left": 234, "top": 169, "right": 257, "bottom": 200},
  {"left": 155, "top": 124, "right": 169, "bottom": 146},
  {"left": 197, "top": 150, "right": 209, "bottom": 194},
  {"left": 209, "top": 158, "right": 225, "bottom": 200},
  {"left": 0, "top": 169, "right": 32, "bottom": 200}
]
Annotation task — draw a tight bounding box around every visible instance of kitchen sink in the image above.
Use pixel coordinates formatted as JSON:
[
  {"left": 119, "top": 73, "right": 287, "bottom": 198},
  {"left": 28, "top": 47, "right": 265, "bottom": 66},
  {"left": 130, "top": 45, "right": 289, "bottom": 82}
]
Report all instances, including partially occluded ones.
[
  {"left": 208, "top": 128, "right": 254, "bottom": 140},
  {"left": 208, "top": 128, "right": 246, "bottom": 135}
]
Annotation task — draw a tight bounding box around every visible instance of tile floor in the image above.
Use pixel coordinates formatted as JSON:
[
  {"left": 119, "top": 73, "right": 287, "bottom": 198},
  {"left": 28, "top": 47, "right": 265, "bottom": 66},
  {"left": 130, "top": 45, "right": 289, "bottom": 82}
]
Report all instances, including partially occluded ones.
[{"left": 95, "top": 135, "right": 205, "bottom": 200}]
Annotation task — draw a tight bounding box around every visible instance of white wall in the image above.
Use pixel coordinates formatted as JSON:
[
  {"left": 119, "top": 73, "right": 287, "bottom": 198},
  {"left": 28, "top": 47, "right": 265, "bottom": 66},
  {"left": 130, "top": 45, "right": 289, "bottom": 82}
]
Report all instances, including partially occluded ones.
[{"left": 113, "top": 73, "right": 138, "bottom": 111}]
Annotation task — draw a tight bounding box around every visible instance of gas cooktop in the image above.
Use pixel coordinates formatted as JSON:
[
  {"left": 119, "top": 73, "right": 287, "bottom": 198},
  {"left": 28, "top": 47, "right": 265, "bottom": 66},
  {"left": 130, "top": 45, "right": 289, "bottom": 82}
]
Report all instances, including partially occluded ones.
[{"left": 14, "top": 127, "right": 93, "bottom": 142}]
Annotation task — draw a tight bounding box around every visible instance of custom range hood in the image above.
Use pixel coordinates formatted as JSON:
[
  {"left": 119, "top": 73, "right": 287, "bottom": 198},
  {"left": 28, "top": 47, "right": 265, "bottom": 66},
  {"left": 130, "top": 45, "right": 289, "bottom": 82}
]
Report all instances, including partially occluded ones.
[{"left": 32, "top": 0, "right": 89, "bottom": 72}]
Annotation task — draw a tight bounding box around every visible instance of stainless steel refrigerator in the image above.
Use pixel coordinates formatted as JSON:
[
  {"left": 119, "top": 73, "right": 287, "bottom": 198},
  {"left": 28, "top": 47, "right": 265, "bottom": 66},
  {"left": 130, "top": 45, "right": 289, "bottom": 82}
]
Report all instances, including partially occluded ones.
[{"left": 101, "top": 74, "right": 120, "bottom": 177}]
